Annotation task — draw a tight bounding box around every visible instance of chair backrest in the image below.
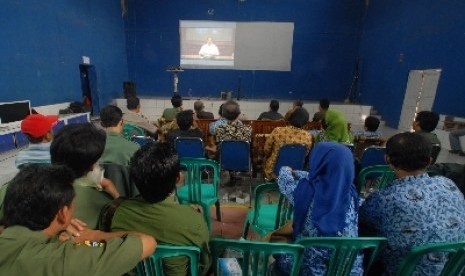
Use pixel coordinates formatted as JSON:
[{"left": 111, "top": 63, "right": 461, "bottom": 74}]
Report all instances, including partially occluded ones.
[
  {"left": 123, "top": 123, "right": 145, "bottom": 140},
  {"left": 253, "top": 182, "right": 293, "bottom": 230},
  {"left": 131, "top": 135, "right": 155, "bottom": 147},
  {"left": 357, "top": 165, "right": 396, "bottom": 195},
  {"left": 179, "top": 158, "right": 220, "bottom": 203},
  {"left": 396, "top": 241, "right": 465, "bottom": 276},
  {"left": 219, "top": 140, "right": 251, "bottom": 172},
  {"left": 175, "top": 137, "right": 204, "bottom": 159},
  {"left": 273, "top": 143, "right": 308, "bottom": 176},
  {"left": 297, "top": 237, "right": 388, "bottom": 276},
  {"left": 431, "top": 143, "right": 441, "bottom": 164},
  {"left": 359, "top": 146, "right": 387, "bottom": 169},
  {"left": 52, "top": 120, "right": 65, "bottom": 134},
  {"left": 101, "top": 163, "right": 138, "bottom": 197},
  {"left": 14, "top": 131, "right": 29, "bottom": 148},
  {"left": 136, "top": 245, "right": 201, "bottom": 276},
  {"left": 353, "top": 137, "right": 386, "bottom": 158},
  {"left": 210, "top": 238, "right": 304, "bottom": 276}
]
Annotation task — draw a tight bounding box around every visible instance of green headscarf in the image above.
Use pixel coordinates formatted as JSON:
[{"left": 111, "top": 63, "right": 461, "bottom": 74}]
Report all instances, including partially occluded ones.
[{"left": 318, "top": 109, "right": 352, "bottom": 143}]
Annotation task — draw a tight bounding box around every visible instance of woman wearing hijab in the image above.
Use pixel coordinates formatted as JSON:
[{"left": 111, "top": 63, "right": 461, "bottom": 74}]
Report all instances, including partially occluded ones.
[
  {"left": 316, "top": 109, "right": 353, "bottom": 143},
  {"left": 275, "top": 142, "right": 362, "bottom": 275}
]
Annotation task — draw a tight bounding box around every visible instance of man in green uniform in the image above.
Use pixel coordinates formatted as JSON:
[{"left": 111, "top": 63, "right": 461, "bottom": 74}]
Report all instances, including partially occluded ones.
[
  {"left": 0, "top": 165, "right": 156, "bottom": 275},
  {"left": 99, "top": 105, "right": 140, "bottom": 166},
  {"left": 111, "top": 142, "right": 211, "bottom": 275},
  {"left": 162, "top": 95, "right": 183, "bottom": 121},
  {"left": 413, "top": 110, "right": 441, "bottom": 145}
]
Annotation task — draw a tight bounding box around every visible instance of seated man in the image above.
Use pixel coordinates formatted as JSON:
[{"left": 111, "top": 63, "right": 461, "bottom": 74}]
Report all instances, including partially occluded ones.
[
  {"left": 111, "top": 142, "right": 211, "bottom": 275},
  {"left": 166, "top": 110, "right": 203, "bottom": 149},
  {"left": 51, "top": 123, "right": 120, "bottom": 229},
  {"left": 15, "top": 114, "right": 59, "bottom": 168},
  {"left": 360, "top": 132, "right": 465, "bottom": 275},
  {"left": 353, "top": 116, "right": 382, "bottom": 138},
  {"left": 412, "top": 110, "right": 441, "bottom": 145},
  {"left": 100, "top": 105, "right": 140, "bottom": 166},
  {"left": 284, "top": 99, "right": 304, "bottom": 122},
  {"left": 0, "top": 165, "right": 156, "bottom": 275},
  {"left": 162, "top": 95, "right": 183, "bottom": 122},
  {"left": 198, "top": 37, "right": 220, "bottom": 58},
  {"left": 214, "top": 100, "right": 252, "bottom": 144},
  {"left": 311, "top": 98, "right": 329, "bottom": 123},
  {"left": 123, "top": 97, "right": 157, "bottom": 135},
  {"left": 194, "top": 100, "right": 214, "bottom": 119},
  {"left": 257, "top": 100, "right": 284, "bottom": 121}
]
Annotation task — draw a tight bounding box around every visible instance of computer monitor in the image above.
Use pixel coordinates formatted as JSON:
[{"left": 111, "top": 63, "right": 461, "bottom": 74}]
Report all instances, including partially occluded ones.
[{"left": 0, "top": 100, "right": 31, "bottom": 124}]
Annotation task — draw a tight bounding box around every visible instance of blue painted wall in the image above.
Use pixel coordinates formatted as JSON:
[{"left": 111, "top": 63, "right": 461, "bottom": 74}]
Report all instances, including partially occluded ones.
[
  {"left": 124, "top": 0, "right": 365, "bottom": 101},
  {"left": 358, "top": 0, "right": 465, "bottom": 127},
  {"left": 0, "top": 1, "right": 128, "bottom": 108}
]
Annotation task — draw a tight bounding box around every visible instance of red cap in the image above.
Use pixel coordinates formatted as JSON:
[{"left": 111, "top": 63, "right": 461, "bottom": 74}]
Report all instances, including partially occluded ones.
[{"left": 21, "top": 114, "right": 59, "bottom": 138}]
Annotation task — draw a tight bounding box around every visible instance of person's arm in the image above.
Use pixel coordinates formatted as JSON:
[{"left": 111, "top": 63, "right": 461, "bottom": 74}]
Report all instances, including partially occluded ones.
[
  {"left": 277, "top": 166, "right": 308, "bottom": 204},
  {"left": 359, "top": 192, "right": 382, "bottom": 232},
  {"left": 129, "top": 231, "right": 157, "bottom": 259},
  {"left": 100, "top": 178, "right": 120, "bottom": 199}
]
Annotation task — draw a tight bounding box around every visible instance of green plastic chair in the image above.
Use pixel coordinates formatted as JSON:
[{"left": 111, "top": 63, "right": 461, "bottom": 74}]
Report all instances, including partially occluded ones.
[
  {"left": 242, "top": 182, "right": 293, "bottom": 239},
  {"left": 357, "top": 165, "right": 396, "bottom": 196},
  {"left": 177, "top": 158, "right": 221, "bottom": 234},
  {"left": 136, "top": 244, "right": 200, "bottom": 276},
  {"left": 297, "top": 237, "right": 388, "bottom": 276},
  {"left": 123, "top": 123, "right": 145, "bottom": 141},
  {"left": 396, "top": 241, "right": 465, "bottom": 276},
  {"left": 210, "top": 238, "right": 304, "bottom": 276}
]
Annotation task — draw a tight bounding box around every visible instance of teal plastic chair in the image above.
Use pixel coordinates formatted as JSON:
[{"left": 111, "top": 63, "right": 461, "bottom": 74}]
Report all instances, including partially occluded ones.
[
  {"left": 357, "top": 165, "right": 396, "bottom": 196},
  {"left": 177, "top": 158, "right": 221, "bottom": 234},
  {"left": 297, "top": 237, "right": 388, "bottom": 276},
  {"left": 396, "top": 241, "right": 465, "bottom": 276},
  {"left": 136, "top": 245, "right": 200, "bottom": 276},
  {"left": 123, "top": 123, "right": 145, "bottom": 141},
  {"left": 210, "top": 238, "right": 304, "bottom": 276},
  {"left": 242, "top": 182, "right": 293, "bottom": 239}
]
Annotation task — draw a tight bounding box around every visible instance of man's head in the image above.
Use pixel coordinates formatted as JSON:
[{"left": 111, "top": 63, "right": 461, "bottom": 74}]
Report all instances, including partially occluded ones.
[
  {"left": 51, "top": 123, "right": 106, "bottom": 177},
  {"left": 21, "top": 114, "right": 59, "bottom": 144},
  {"left": 289, "top": 107, "right": 309, "bottom": 128},
  {"left": 176, "top": 110, "right": 194, "bottom": 131},
  {"left": 293, "top": 100, "right": 304, "bottom": 108},
  {"left": 194, "top": 100, "right": 205, "bottom": 113},
  {"left": 270, "top": 100, "right": 280, "bottom": 112},
  {"left": 319, "top": 98, "right": 330, "bottom": 112},
  {"left": 171, "top": 95, "right": 183, "bottom": 108},
  {"left": 100, "top": 105, "right": 124, "bottom": 133},
  {"left": 130, "top": 142, "right": 180, "bottom": 204},
  {"left": 126, "top": 97, "right": 140, "bottom": 112},
  {"left": 364, "top": 116, "right": 381, "bottom": 132},
  {"left": 386, "top": 132, "right": 431, "bottom": 172},
  {"left": 2, "top": 165, "right": 76, "bottom": 231},
  {"left": 413, "top": 111, "right": 439, "bottom": 132},
  {"left": 207, "top": 37, "right": 213, "bottom": 45},
  {"left": 222, "top": 100, "right": 241, "bottom": 121}
]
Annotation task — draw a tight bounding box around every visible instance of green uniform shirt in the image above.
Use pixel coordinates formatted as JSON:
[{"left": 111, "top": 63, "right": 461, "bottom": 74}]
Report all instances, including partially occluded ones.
[
  {"left": 100, "top": 132, "right": 140, "bottom": 166},
  {"left": 416, "top": 130, "right": 441, "bottom": 145},
  {"left": 162, "top": 108, "right": 181, "bottom": 121},
  {"left": 74, "top": 176, "right": 113, "bottom": 229},
  {"left": 111, "top": 196, "right": 211, "bottom": 276},
  {"left": 0, "top": 226, "right": 142, "bottom": 275}
]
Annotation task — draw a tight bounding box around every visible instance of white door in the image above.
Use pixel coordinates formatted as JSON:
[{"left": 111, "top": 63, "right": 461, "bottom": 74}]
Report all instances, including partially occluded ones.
[{"left": 398, "top": 69, "right": 441, "bottom": 131}]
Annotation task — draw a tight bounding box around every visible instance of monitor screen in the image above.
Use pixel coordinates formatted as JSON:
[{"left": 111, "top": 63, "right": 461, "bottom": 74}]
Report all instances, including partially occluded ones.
[{"left": 0, "top": 100, "right": 31, "bottom": 124}]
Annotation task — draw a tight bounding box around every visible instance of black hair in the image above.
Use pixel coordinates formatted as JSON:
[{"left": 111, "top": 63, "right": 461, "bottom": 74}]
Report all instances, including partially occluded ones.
[
  {"left": 319, "top": 98, "right": 330, "bottom": 110},
  {"left": 289, "top": 107, "right": 309, "bottom": 128},
  {"left": 365, "top": 116, "right": 381, "bottom": 132},
  {"left": 386, "top": 132, "right": 432, "bottom": 171},
  {"left": 294, "top": 100, "right": 304, "bottom": 108},
  {"left": 270, "top": 100, "right": 280, "bottom": 112},
  {"left": 218, "top": 104, "right": 224, "bottom": 116},
  {"left": 415, "top": 111, "right": 439, "bottom": 132},
  {"left": 129, "top": 142, "right": 180, "bottom": 203},
  {"left": 100, "top": 105, "right": 123, "bottom": 128},
  {"left": 51, "top": 123, "right": 106, "bottom": 177},
  {"left": 171, "top": 95, "right": 183, "bottom": 108},
  {"left": 222, "top": 100, "right": 241, "bottom": 121},
  {"left": 26, "top": 134, "right": 46, "bottom": 144},
  {"left": 176, "top": 110, "right": 194, "bottom": 131},
  {"left": 126, "top": 97, "right": 140, "bottom": 110},
  {"left": 3, "top": 165, "right": 76, "bottom": 230},
  {"left": 194, "top": 101, "right": 204, "bottom": 113}
]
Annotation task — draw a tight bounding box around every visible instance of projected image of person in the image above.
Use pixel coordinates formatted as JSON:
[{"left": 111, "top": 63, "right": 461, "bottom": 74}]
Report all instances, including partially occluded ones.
[{"left": 198, "top": 37, "right": 220, "bottom": 58}]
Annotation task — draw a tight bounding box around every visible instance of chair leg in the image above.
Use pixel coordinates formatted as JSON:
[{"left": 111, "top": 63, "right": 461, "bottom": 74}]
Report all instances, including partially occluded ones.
[
  {"left": 215, "top": 200, "right": 222, "bottom": 222},
  {"left": 242, "top": 220, "right": 250, "bottom": 239}
]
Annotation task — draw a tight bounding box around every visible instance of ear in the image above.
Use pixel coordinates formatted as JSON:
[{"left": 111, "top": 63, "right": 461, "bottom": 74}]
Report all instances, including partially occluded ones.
[
  {"left": 44, "top": 131, "right": 53, "bottom": 142},
  {"left": 384, "top": 154, "right": 390, "bottom": 165},
  {"left": 56, "top": 205, "right": 70, "bottom": 226},
  {"left": 176, "top": 172, "right": 182, "bottom": 184}
]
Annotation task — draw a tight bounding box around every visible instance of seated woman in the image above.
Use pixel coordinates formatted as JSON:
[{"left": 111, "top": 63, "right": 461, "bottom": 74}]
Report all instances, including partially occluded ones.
[
  {"left": 263, "top": 107, "right": 312, "bottom": 180},
  {"left": 359, "top": 132, "right": 465, "bottom": 275},
  {"left": 166, "top": 110, "right": 203, "bottom": 149},
  {"left": 276, "top": 142, "right": 362, "bottom": 275},
  {"left": 316, "top": 109, "right": 353, "bottom": 143}
]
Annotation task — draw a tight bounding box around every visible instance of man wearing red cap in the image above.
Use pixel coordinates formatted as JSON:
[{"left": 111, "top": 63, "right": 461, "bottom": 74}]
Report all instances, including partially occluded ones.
[{"left": 15, "top": 114, "right": 59, "bottom": 168}]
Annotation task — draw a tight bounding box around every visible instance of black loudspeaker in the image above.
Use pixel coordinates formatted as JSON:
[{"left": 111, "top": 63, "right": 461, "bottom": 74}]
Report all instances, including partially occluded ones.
[{"left": 123, "top": 81, "right": 137, "bottom": 99}]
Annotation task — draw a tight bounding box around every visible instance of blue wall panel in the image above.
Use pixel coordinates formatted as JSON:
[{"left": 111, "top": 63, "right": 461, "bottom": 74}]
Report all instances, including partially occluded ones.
[
  {"left": 0, "top": 1, "right": 128, "bottom": 108},
  {"left": 358, "top": 0, "right": 465, "bottom": 126},
  {"left": 124, "top": 0, "right": 364, "bottom": 101}
]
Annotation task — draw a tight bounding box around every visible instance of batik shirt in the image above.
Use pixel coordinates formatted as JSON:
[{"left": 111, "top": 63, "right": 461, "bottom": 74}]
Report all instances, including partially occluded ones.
[
  {"left": 360, "top": 173, "right": 465, "bottom": 275},
  {"left": 214, "top": 122, "right": 252, "bottom": 143},
  {"left": 209, "top": 117, "right": 243, "bottom": 135},
  {"left": 276, "top": 168, "right": 363, "bottom": 276}
]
